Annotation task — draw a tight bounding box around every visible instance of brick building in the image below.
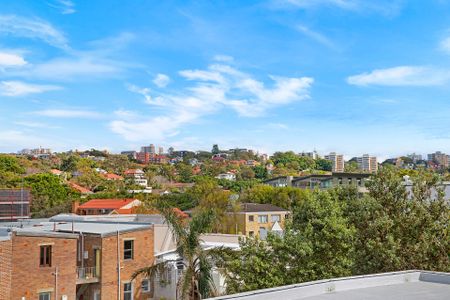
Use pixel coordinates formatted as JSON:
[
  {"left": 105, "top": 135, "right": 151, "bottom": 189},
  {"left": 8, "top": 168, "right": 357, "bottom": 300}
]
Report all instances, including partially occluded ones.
[
  {"left": 0, "top": 189, "right": 31, "bottom": 222},
  {"left": 0, "top": 219, "right": 155, "bottom": 300}
]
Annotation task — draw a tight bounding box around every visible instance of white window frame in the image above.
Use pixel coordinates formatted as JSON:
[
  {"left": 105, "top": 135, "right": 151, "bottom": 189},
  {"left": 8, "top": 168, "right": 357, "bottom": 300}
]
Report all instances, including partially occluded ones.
[
  {"left": 123, "top": 239, "right": 134, "bottom": 260},
  {"left": 271, "top": 214, "right": 281, "bottom": 222},
  {"left": 142, "top": 278, "right": 151, "bottom": 293},
  {"left": 39, "top": 292, "right": 51, "bottom": 300},
  {"left": 258, "top": 215, "right": 268, "bottom": 223},
  {"left": 123, "top": 282, "right": 133, "bottom": 300}
]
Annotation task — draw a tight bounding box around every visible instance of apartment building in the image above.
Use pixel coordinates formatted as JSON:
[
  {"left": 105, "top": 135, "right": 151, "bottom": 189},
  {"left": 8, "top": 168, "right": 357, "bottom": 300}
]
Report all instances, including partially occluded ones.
[
  {"left": 427, "top": 151, "right": 449, "bottom": 168},
  {"left": 0, "top": 189, "right": 31, "bottom": 222},
  {"left": 324, "top": 152, "right": 344, "bottom": 172},
  {"left": 124, "top": 169, "right": 148, "bottom": 187},
  {"left": 0, "top": 218, "right": 155, "bottom": 300},
  {"left": 223, "top": 203, "right": 289, "bottom": 239},
  {"left": 356, "top": 154, "right": 378, "bottom": 173}
]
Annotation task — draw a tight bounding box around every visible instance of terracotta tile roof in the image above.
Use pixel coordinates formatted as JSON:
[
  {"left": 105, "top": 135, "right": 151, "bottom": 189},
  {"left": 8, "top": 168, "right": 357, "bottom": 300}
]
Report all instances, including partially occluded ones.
[
  {"left": 79, "top": 198, "right": 135, "bottom": 209},
  {"left": 68, "top": 182, "right": 92, "bottom": 194},
  {"left": 102, "top": 173, "right": 123, "bottom": 180},
  {"left": 50, "top": 169, "right": 63, "bottom": 175}
]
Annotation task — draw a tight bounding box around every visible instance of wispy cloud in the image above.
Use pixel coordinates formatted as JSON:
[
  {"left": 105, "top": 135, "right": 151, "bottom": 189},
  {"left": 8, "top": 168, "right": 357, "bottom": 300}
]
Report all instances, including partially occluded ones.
[
  {"left": 0, "top": 51, "right": 27, "bottom": 67},
  {"left": 0, "top": 15, "right": 68, "bottom": 49},
  {"left": 274, "top": 0, "right": 404, "bottom": 16},
  {"left": 296, "top": 25, "right": 336, "bottom": 49},
  {"left": 347, "top": 66, "right": 450, "bottom": 86},
  {"left": 32, "top": 109, "right": 102, "bottom": 118},
  {"left": 439, "top": 35, "right": 450, "bottom": 54},
  {"left": 153, "top": 73, "right": 170, "bottom": 88},
  {"left": 14, "top": 121, "right": 60, "bottom": 129},
  {"left": 48, "top": 0, "right": 76, "bottom": 15},
  {"left": 111, "top": 60, "right": 313, "bottom": 141},
  {"left": 0, "top": 81, "right": 61, "bottom": 96}
]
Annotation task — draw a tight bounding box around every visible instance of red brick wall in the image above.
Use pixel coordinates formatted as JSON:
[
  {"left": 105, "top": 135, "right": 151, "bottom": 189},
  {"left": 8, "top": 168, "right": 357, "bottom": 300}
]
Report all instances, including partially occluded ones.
[
  {"left": 10, "top": 234, "right": 78, "bottom": 300},
  {"left": 100, "top": 227, "right": 154, "bottom": 299},
  {"left": 0, "top": 239, "right": 12, "bottom": 300}
]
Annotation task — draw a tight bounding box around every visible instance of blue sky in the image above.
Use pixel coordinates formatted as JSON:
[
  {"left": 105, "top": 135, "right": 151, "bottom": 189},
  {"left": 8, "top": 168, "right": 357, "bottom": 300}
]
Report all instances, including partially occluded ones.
[{"left": 1, "top": 0, "right": 450, "bottom": 159}]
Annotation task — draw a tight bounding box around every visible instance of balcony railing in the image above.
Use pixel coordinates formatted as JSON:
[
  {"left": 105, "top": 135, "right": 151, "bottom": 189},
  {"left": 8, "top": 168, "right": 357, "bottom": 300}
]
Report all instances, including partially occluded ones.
[{"left": 76, "top": 267, "right": 100, "bottom": 283}]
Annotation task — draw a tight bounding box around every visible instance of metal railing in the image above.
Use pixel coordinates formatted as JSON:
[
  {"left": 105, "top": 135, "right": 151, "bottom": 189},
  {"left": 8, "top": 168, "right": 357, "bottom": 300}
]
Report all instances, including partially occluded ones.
[{"left": 77, "top": 267, "right": 100, "bottom": 280}]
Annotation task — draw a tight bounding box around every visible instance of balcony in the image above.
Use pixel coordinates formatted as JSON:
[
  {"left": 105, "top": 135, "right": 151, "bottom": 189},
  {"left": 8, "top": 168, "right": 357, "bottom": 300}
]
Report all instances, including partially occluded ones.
[{"left": 76, "top": 266, "right": 100, "bottom": 284}]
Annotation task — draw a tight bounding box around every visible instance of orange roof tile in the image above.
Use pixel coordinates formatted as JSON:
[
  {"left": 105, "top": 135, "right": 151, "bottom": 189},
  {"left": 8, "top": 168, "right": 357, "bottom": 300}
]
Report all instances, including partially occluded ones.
[
  {"left": 68, "top": 182, "right": 92, "bottom": 194},
  {"left": 78, "top": 198, "right": 135, "bottom": 209}
]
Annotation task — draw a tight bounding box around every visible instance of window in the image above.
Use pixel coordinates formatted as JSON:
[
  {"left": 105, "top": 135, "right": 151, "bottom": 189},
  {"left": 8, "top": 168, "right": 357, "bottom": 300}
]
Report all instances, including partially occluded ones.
[
  {"left": 40, "top": 245, "right": 52, "bottom": 267},
  {"left": 348, "top": 178, "right": 353, "bottom": 184},
  {"left": 93, "top": 291, "right": 100, "bottom": 300},
  {"left": 124, "top": 240, "right": 134, "bottom": 260},
  {"left": 39, "top": 292, "right": 51, "bottom": 300},
  {"left": 357, "top": 178, "right": 362, "bottom": 186},
  {"left": 248, "top": 215, "right": 254, "bottom": 222},
  {"left": 258, "top": 215, "right": 268, "bottom": 223},
  {"left": 123, "top": 282, "right": 133, "bottom": 300},
  {"left": 142, "top": 279, "right": 151, "bottom": 292},
  {"left": 249, "top": 231, "right": 254, "bottom": 237},
  {"left": 271, "top": 215, "right": 281, "bottom": 222},
  {"left": 338, "top": 178, "right": 343, "bottom": 185}
]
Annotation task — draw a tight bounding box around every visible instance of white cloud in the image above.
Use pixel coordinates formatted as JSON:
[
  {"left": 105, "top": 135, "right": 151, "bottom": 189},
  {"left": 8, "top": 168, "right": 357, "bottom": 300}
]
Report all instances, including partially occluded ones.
[
  {"left": 32, "top": 109, "right": 102, "bottom": 118},
  {"left": 14, "top": 121, "right": 60, "bottom": 129},
  {"left": 0, "top": 51, "right": 27, "bottom": 67},
  {"left": 153, "top": 73, "right": 170, "bottom": 88},
  {"left": 347, "top": 66, "right": 450, "bottom": 86},
  {"left": 267, "top": 123, "right": 289, "bottom": 130},
  {"left": 0, "top": 81, "right": 61, "bottom": 96},
  {"left": 296, "top": 25, "right": 336, "bottom": 49},
  {"left": 440, "top": 36, "right": 450, "bottom": 54},
  {"left": 48, "top": 0, "right": 76, "bottom": 15},
  {"left": 276, "top": 0, "right": 404, "bottom": 16},
  {"left": 213, "top": 55, "right": 234, "bottom": 62},
  {"left": 0, "top": 15, "right": 68, "bottom": 49},
  {"left": 111, "top": 61, "right": 313, "bottom": 141}
]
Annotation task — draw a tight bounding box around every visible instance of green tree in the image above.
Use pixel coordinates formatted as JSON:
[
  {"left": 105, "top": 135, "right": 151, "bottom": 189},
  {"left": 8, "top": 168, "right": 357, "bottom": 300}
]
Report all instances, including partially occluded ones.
[
  {"left": 132, "top": 201, "right": 219, "bottom": 299},
  {"left": 253, "top": 165, "right": 268, "bottom": 179},
  {"left": 177, "top": 163, "right": 194, "bottom": 183},
  {"left": 315, "top": 158, "right": 332, "bottom": 171},
  {"left": 24, "top": 173, "right": 72, "bottom": 217},
  {"left": 0, "top": 155, "right": 25, "bottom": 187}
]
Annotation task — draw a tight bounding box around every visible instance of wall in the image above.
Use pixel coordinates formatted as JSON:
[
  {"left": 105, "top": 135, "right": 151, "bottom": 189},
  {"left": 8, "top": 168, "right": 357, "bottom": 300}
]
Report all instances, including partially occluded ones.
[
  {"left": 99, "top": 227, "right": 154, "bottom": 300},
  {"left": 10, "top": 234, "right": 78, "bottom": 300},
  {"left": 0, "top": 238, "right": 12, "bottom": 300}
]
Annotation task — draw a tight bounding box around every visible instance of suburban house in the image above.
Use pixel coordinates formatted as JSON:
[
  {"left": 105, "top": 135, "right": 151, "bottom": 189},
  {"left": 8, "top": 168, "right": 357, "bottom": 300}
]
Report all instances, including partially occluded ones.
[
  {"left": 223, "top": 203, "right": 289, "bottom": 239},
  {"left": 216, "top": 172, "right": 236, "bottom": 181},
  {"left": 68, "top": 182, "right": 93, "bottom": 195},
  {"left": 264, "top": 173, "right": 371, "bottom": 192},
  {"left": 0, "top": 217, "right": 154, "bottom": 300},
  {"left": 124, "top": 169, "right": 148, "bottom": 187},
  {"left": 74, "top": 198, "right": 142, "bottom": 215}
]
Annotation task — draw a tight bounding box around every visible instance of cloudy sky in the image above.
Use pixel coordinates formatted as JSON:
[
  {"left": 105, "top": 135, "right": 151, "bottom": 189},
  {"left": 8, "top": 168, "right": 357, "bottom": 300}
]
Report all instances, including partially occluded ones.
[{"left": 1, "top": 0, "right": 450, "bottom": 158}]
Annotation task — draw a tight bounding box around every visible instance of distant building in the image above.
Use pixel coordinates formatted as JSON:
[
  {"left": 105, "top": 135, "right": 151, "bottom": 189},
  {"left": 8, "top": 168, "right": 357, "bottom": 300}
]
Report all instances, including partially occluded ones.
[
  {"left": 407, "top": 153, "right": 422, "bottom": 163},
  {"left": 74, "top": 198, "right": 141, "bottom": 215},
  {"left": 124, "top": 169, "right": 148, "bottom": 187},
  {"left": 223, "top": 203, "right": 289, "bottom": 239},
  {"left": 158, "top": 146, "right": 164, "bottom": 155},
  {"left": 428, "top": 151, "right": 449, "bottom": 168},
  {"left": 356, "top": 154, "right": 378, "bottom": 173},
  {"left": 121, "top": 150, "right": 137, "bottom": 160},
  {"left": 324, "top": 152, "right": 344, "bottom": 172},
  {"left": 300, "top": 150, "right": 318, "bottom": 160},
  {"left": 216, "top": 172, "right": 236, "bottom": 181},
  {"left": 0, "top": 189, "right": 31, "bottom": 222},
  {"left": 18, "top": 147, "right": 52, "bottom": 158},
  {"left": 264, "top": 173, "right": 371, "bottom": 192}
]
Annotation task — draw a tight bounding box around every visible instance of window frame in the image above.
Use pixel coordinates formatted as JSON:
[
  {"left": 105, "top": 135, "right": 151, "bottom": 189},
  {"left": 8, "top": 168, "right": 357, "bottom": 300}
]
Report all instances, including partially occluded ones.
[
  {"left": 248, "top": 215, "right": 254, "bottom": 222},
  {"left": 258, "top": 215, "right": 268, "bottom": 223},
  {"left": 123, "top": 240, "right": 134, "bottom": 260},
  {"left": 123, "top": 282, "right": 133, "bottom": 300},
  {"left": 39, "top": 292, "right": 51, "bottom": 300},
  {"left": 40, "top": 245, "right": 52, "bottom": 267},
  {"left": 142, "top": 278, "right": 151, "bottom": 293},
  {"left": 271, "top": 214, "right": 281, "bottom": 223}
]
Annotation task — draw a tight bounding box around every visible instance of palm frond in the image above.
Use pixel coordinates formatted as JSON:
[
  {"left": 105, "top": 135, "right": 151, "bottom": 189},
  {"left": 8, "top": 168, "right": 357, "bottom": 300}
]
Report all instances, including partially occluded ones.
[{"left": 131, "top": 260, "right": 171, "bottom": 281}]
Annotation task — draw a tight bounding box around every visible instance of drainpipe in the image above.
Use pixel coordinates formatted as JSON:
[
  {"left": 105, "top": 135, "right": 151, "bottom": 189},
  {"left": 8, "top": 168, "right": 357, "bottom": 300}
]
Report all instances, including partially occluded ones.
[
  {"left": 52, "top": 267, "right": 58, "bottom": 300},
  {"left": 117, "top": 230, "right": 121, "bottom": 300}
]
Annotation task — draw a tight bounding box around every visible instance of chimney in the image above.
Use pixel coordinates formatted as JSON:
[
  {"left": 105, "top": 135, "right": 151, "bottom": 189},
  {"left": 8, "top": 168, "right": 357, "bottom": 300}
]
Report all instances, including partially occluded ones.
[{"left": 72, "top": 200, "right": 80, "bottom": 214}]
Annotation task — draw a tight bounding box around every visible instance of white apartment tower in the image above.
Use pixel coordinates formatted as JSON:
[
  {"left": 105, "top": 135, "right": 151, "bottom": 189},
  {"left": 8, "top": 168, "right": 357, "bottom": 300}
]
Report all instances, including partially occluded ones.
[
  {"left": 325, "top": 152, "right": 344, "bottom": 173},
  {"left": 357, "top": 154, "right": 378, "bottom": 173}
]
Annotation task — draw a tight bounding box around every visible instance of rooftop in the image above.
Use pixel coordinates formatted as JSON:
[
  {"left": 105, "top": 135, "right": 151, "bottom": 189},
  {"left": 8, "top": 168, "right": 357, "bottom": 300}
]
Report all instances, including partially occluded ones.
[
  {"left": 240, "top": 203, "right": 289, "bottom": 213},
  {"left": 209, "top": 270, "right": 450, "bottom": 300},
  {"left": 78, "top": 198, "right": 136, "bottom": 209}
]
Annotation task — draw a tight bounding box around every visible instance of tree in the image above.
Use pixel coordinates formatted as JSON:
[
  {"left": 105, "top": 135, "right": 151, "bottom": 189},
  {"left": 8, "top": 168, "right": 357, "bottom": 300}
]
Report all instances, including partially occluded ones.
[
  {"left": 177, "top": 163, "right": 194, "bottom": 183},
  {"left": 216, "top": 189, "right": 355, "bottom": 294},
  {"left": 132, "top": 201, "right": 219, "bottom": 299},
  {"left": 240, "top": 167, "right": 255, "bottom": 180},
  {"left": 253, "top": 165, "right": 267, "bottom": 180},
  {"left": 24, "top": 173, "right": 72, "bottom": 217},
  {"left": 315, "top": 158, "right": 332, "bottom": 171},
  {"left": 0, "top": 155, "right": 25, "bottom": 187},
  {"left": 211, "top": 144, "right": 220, "bottom": 155}
]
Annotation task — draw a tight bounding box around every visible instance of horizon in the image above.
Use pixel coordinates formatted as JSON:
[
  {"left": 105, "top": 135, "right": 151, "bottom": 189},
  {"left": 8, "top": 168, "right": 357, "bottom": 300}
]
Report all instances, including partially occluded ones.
[{"left": 1, "top": 1, "right": 450, "bottom": 158}]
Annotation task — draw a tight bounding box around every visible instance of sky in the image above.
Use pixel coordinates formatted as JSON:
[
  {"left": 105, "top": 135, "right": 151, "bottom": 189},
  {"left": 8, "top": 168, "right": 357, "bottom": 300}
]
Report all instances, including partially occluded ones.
[{"left": 1, "top": 0, "right": 450, "bottom": 159}]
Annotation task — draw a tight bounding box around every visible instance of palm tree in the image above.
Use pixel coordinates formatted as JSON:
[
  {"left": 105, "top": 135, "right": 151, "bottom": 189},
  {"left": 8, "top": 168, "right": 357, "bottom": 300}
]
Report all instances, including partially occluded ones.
[{"left": 132, "top": 201, "right": 218, "bottom": 299}]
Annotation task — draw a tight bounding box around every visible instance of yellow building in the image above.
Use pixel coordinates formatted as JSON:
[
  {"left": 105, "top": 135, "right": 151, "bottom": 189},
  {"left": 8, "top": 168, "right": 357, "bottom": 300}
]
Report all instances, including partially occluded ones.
[{"left": 225, "top": 203, "right": 290, "bottom": 239}]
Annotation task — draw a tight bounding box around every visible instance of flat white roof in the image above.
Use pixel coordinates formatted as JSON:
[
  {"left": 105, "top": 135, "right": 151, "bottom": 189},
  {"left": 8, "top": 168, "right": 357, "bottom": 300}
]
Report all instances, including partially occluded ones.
[{"left": 209, "top": 271, "right": 450, "bottom": 300}]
